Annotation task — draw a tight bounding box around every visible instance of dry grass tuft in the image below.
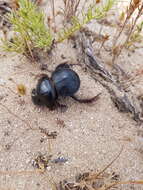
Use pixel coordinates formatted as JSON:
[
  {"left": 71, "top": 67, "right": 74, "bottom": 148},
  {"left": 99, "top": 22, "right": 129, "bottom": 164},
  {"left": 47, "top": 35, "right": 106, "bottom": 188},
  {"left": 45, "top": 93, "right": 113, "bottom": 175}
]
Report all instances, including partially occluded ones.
[
  {"left": 112, "top": 0, "right": 143, "bottom": 63},
  {"left": 55, "top": 148, "right": 143, "bottom": 190}
]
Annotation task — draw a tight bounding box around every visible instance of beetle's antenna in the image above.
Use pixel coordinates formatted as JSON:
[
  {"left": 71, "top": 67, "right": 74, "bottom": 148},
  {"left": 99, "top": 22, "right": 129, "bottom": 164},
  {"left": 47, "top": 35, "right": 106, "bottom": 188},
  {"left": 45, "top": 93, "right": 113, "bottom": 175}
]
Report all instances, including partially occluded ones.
[{"left": 71, "top": 93, "right": 101, "bottom": 103}]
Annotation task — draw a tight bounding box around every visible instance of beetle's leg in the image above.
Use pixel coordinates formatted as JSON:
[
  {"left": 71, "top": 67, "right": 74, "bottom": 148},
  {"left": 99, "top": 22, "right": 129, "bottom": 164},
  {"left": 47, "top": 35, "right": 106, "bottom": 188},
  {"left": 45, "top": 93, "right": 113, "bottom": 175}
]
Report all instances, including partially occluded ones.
[
  {"left": 48, "top": 104, "right": 56, "bottom": 111},
  {"left": 47, "top": 101, "right": 67, "bottom": 112},
  {"left": 55, "top": 101, "right": 68, "bottom": 112},
  {"left": 71, "top": 93, "right": 101, "bottom": 103}
]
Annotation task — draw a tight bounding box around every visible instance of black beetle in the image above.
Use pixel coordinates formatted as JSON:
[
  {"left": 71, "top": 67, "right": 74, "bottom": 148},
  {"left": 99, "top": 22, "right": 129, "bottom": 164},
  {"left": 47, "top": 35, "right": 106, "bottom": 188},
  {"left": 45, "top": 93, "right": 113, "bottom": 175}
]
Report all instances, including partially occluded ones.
[{"left": 31, "top": 63, "right": 100, "bottom": 110}]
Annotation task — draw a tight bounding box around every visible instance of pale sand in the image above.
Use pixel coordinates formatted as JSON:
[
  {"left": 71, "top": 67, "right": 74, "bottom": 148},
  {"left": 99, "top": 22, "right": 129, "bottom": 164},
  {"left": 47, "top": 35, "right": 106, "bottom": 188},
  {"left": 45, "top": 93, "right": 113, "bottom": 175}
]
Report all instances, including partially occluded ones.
[{"left": 0, "top": 0, "right": 143, "bottom": 189}]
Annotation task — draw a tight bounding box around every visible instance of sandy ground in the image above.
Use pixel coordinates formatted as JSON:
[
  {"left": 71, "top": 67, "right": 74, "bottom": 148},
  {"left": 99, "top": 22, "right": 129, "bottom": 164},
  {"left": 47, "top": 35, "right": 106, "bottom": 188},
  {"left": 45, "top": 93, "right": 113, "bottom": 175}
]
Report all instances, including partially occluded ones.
[{"left": 0, "top": 0, "right": 143, "bottom": 190}]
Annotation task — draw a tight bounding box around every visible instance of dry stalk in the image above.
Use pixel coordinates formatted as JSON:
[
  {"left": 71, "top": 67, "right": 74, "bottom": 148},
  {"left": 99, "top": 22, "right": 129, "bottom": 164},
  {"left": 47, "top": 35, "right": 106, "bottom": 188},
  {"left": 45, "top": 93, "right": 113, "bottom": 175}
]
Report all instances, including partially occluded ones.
[
  {"left": 112, "top": 0, "right": 143, "bottom": 63},
  {"left": 124, "top": 2, "right": 143, "bottom": 45},
  {"left": 114, "top": 0, "right": 141, "bottom": 45},
  {"left": 100, "top": 180, "right": 143, "bottom": 190},
  {"left": 85, "top": 146, "right": 123, "bottom": 182},
  {"left": 63, "top": 0, "right": 81, "bottom": 22},
  {"left": 0, "top": 169, "right": 42, "bottom": 176}
]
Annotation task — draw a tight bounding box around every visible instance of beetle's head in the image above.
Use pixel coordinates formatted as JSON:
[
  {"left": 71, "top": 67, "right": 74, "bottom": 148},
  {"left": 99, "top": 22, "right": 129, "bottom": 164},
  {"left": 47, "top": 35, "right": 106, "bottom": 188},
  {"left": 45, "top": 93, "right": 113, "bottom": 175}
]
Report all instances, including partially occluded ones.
[{"left": 31, "top": 88, "right": 44, "bottom": 106}]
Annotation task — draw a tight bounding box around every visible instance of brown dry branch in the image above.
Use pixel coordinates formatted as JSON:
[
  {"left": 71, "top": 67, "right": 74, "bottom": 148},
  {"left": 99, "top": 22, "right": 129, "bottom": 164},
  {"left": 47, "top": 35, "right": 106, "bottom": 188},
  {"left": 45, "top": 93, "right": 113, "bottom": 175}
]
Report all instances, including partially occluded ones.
[
  {"left": 76, "top": 32, "right": 142, "bottom": 123},
  {"left": 97, "top": 35, "right": 109, "bottom": 55},
  {"left": 127, "top": 0, "right": 141, "bottom": 19}
]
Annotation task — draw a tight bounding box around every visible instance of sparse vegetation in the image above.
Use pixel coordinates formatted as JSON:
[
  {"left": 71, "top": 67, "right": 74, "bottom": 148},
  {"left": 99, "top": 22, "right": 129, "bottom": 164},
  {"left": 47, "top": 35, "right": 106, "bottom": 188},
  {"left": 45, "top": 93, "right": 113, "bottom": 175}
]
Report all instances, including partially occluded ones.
[
  {"left": 0, "top": 147, "right": 143, "bottom": 189},
  {"left": 2, "top": 0, "right": 53, "bottom": 58},
  {"left": 1, "top": 0, "right": 116, "bottom": 59},
  {"left": 1, "top": 0, "right": 143, "bottom": 63},
  {"left": 57, "top": 0, "right": 116, "bottom": 42},
  {"left": 112, "top": 0, "right": 143, "bottom": 62},
  {"left": 126, "top": 20, "right": 143, "bottom": 49}
]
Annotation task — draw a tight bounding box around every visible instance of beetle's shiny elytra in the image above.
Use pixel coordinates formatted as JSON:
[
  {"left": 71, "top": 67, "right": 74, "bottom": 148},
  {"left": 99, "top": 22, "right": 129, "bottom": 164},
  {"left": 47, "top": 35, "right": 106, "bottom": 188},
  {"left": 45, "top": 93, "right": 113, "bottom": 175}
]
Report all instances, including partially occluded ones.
[{"left": 52, "top": 68, "right": 80, "bottom": 97}]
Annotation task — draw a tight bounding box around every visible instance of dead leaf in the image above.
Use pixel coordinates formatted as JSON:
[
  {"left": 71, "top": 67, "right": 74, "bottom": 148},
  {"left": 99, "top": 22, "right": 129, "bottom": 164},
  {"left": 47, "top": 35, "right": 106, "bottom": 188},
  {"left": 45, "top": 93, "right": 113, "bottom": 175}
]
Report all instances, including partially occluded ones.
[{"left": 17, "top": 84, "right": 26, "bottom": 95}]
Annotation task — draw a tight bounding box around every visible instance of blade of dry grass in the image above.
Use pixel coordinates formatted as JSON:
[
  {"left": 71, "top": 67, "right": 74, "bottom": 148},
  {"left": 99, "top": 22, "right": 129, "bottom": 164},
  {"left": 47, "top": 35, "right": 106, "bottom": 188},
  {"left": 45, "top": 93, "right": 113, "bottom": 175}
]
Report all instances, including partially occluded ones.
[
  {"left": 0, "top": 169, "right": 42, "bottom": 176},
  {"left": 100, "top": 180, "right": 143, "bottom": 190}
]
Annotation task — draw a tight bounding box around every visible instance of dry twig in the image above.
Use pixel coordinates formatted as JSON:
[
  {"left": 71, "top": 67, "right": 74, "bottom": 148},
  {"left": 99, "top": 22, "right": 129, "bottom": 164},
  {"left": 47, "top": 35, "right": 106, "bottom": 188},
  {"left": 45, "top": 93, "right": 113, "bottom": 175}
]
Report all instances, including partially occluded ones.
[{"left": 76, "top": 32, "right": 142, "bottom": 123}]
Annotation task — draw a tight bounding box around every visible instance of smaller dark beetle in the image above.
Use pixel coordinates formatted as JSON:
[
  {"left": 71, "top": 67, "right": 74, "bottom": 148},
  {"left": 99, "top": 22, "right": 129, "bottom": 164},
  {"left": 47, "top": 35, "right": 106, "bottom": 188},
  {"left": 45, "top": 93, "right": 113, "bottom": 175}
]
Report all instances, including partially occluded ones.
[{"left": 31, "top": 63, "right": 100, "bottom": 110}]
